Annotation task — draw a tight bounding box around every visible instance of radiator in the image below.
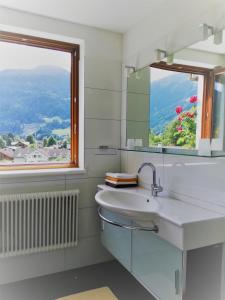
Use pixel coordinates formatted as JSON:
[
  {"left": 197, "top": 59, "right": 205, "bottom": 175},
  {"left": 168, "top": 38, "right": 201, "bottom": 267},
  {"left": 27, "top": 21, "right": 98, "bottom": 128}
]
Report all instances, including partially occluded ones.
[{"left": 0, "top": 190, "right": 79, "bottom": 257}]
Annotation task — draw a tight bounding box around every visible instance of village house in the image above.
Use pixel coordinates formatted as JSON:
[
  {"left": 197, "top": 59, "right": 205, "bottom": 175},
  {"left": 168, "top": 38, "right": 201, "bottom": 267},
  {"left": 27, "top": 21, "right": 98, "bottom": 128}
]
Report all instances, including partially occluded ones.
[
  {"left": 0, "top": 149, "right": 14, "bottom": 161},
  {"left": 11, "top": 141, "right": 30, "bottom": 148}
]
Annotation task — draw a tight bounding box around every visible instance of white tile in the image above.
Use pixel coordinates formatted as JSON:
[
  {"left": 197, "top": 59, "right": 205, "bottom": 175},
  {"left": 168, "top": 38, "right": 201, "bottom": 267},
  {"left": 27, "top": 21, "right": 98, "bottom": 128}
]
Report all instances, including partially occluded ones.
[
  {"left": 78, "top": 207, "right": 99, "bottom": 238},
  {"left": 65, "top": 172, "right": 88, "bottom": 181},
  {"left": 127, "top": 66, "right": 150, "bottom": 95},
  {"left": 121, "top": 90, "right": 127, "bottom": 120},
  {"left": 126, "top": 151, "right": 164, "bottom": 189},
  {"left": 64, "top": 235, "right": 112, "bottom": 271},
  {"left": 121, "top": 150, "right": 128, "bottom": 173},
  {"left": 85, "top": 119, "right": 120, "bottom": 149},
  {"left": 85, "top": 57, "right": 122, "bottom": 91},
  {"left": 66, "top": 178, "right": 104, "bottom": 208},
  {"left": 85, "top": 149, "right": 121, "bottom": 177},
  {"left": 0, "top": 179, "right": 65, "bottom": 195},
  {"left": 163, "top": 154, "right": 225, "bottom": 209},
  {"left": 84, "top": 31, "right": 122, "bottom": 61},
  {"left": 85, "top": 88, "right": 121, "bottom": 120},
  {"left": 127, "top": 93, "right": 149, "bottom": 122},
  {"left": 120, "top": 119, "right": 127, "bottom": 149},
  {"left": 0, "top": 174, "right": 65, "bottom": 185},
  {"left": 126, "top": 121, "right": 149, "bottom": 147}
]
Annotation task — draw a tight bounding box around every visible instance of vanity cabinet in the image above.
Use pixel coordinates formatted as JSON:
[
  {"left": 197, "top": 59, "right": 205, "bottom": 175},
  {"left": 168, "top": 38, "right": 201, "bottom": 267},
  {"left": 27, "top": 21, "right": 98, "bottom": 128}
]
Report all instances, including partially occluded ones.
[
  {"left": 100, "top": 210, "right": 225, "bottom": 300},
  {"left": 101, "top": 209, "right": 132, "bottom": 271},
  {"left": 132, "top": 230, "right": 183, "bottom": 300},
  {"left": 100, "top": 211, "right": 183, "bottom": 299}
]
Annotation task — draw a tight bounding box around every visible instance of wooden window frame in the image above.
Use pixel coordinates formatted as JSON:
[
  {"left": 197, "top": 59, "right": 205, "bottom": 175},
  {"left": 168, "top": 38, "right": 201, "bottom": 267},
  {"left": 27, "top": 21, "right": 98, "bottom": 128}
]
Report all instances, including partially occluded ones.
[
  {"left": 151, "top": 62, "right": 213, "bottom": 140},
  {"left": 0, "top": 31, "right": 80, "bottom": 171}
]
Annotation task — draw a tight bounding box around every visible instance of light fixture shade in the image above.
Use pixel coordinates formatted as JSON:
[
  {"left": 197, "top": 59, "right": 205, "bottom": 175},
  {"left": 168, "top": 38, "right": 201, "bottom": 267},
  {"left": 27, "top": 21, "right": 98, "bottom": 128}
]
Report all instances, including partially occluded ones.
[
  {"left": 155, "top": 49, "right": 167, "bottom": 63},
  {"left": 214, "top": 30, "right": 223, "bottom": 45},
  {"left": 200, "top": 23, "right": 214, "bottom": 41},
  {"left": 166, "top": 53, "right": 174, "bottom": 65},
  {"left": 155, "top": 49, "right": 161, "bottom": 63},
  {"left": 202, "top": 24, "right": 209, "bottom": 41},
  {"left": 125, "top": 66, "right": 136, "bottom": 78}
]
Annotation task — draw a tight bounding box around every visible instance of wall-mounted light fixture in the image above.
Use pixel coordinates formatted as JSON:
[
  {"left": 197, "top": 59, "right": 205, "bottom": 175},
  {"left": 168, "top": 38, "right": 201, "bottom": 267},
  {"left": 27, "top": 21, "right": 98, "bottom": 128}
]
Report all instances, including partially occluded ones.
[
  {"left": 125, "top": 65, "right": 136, "bottom": 78},
  {"left": 166, "top": 53, "right": 174, "bottom": 65},
  {"left": 214, "top": 30, "right": 223, "bottom": 45},
  {"left": 155, "top": 49, "right": 167, "bottom": 63},
  {"left": 200, "top": 23, "right": 214, "bottom": 41}
]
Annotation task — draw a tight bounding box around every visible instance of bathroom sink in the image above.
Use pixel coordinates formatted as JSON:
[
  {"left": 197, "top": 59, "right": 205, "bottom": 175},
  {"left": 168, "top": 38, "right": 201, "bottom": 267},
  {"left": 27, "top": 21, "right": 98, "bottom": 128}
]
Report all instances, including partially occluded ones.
[{"left": 95, "top": 189, "right": 159, "bottom": 221}]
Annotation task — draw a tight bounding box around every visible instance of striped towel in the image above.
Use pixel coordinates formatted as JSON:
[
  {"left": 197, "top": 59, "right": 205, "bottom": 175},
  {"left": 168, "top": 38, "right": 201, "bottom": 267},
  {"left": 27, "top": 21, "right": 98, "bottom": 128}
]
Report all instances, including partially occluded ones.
[{"left": 105, "top": 173, "right": 138, "bottom": 188}]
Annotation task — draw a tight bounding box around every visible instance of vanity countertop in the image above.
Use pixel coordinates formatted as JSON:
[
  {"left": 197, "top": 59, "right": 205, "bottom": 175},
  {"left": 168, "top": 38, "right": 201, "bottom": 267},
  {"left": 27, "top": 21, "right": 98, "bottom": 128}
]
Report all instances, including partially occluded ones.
[
  {"left": 98, "top": 184, "right": 225, "bottom": 250},
  {"left": 98, "top": 184, "right": 225, "bottom": 227}
]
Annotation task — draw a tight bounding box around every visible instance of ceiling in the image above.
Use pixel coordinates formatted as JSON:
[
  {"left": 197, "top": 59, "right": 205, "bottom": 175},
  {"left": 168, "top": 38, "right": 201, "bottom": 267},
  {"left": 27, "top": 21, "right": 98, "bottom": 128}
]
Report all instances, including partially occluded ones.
[{"left": 0, "top": 0, "right": 167, "bottom": 33}]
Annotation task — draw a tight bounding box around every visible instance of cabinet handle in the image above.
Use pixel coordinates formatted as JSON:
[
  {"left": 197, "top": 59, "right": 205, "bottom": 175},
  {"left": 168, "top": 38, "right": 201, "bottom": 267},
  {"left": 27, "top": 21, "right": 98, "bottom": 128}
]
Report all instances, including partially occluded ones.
[
  {"left": 175, "top": 269, "right": 180, "bottom": 295},
  {"left": 98, "top": 207, "right": 159, "bottom": 233}
]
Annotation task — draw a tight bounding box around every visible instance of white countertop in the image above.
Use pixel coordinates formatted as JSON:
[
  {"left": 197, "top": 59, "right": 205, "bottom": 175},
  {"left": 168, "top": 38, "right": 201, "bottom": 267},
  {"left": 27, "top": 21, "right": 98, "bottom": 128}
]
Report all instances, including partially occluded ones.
[
  {"left": 98, "top": 184, "right": 225, "bottom": 250},
  {"left": 98, "top": 184, "right": 225, "bottom": 227}
]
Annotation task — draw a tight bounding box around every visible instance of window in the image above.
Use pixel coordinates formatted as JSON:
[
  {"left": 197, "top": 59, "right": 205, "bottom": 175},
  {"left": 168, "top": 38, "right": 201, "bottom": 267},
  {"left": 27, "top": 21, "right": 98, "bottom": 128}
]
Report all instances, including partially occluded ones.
[
  {"left": 149, "top": 63, "right": 211, "bottom": 150},
  {"left": 0, "top": 31, "right": 79, "bottom": 170}
]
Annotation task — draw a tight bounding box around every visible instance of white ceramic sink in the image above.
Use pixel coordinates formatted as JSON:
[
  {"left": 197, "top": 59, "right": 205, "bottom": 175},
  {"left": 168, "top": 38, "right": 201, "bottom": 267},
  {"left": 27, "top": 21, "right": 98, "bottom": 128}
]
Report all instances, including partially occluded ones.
[{"left": 95, "top": 189, "right": 159, "bottom": 221}]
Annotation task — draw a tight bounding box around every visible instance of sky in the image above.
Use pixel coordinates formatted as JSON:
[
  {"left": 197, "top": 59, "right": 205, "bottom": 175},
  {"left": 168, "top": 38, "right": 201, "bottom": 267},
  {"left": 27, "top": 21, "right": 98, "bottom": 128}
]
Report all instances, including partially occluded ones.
[
  {"left": 0, "top": 40, "right": 71, "bottom": 71},
  {"left": 150, "top": 67, "right": 175, "bottom": 82}
]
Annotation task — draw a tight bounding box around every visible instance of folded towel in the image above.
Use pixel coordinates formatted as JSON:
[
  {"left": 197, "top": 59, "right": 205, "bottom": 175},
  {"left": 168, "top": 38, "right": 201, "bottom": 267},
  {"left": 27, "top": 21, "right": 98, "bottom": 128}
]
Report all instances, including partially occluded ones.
[
  {"left": 106, "top": 172, "right": 137, "bottom": 179},
  {"left": 106, "top": 176, "right": 137, "bottom": 183},
  {"left": 105, "top": 181, "right": 138, "bottom": 188},
  {"left": 105, "top": 179, "right": 137, "bottom": 185}
]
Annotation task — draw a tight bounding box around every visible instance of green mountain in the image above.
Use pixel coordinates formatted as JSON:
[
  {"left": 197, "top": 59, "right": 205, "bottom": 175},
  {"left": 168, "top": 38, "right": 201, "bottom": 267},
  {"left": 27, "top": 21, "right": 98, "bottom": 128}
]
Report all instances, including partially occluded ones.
[
  {"left": 150, "top": 73, "right": 198, "bottom": 134},
  {"left": 0, "top": 66, "right": 70, "bottom": 139}
]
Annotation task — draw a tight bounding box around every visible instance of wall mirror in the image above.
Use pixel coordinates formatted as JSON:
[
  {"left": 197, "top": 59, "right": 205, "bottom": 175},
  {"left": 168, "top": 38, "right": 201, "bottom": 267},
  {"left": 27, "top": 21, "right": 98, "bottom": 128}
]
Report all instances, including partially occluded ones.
[{"left": 125, "top": 27, "right": 225, "bottom": 157}]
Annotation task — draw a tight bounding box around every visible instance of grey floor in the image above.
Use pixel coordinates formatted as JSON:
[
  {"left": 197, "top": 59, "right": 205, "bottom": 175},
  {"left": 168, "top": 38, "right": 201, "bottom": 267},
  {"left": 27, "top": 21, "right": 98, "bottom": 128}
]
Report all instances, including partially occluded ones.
[{"left": 0, "top": 261, "right": 155, "bottom": 300}]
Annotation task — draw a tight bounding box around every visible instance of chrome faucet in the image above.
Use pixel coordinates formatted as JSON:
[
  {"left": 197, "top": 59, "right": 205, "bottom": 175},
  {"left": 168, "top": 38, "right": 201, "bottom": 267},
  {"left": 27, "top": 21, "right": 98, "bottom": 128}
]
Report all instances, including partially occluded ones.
[{"left": 138, "top": 162, "right": 163, "bottom": 197}]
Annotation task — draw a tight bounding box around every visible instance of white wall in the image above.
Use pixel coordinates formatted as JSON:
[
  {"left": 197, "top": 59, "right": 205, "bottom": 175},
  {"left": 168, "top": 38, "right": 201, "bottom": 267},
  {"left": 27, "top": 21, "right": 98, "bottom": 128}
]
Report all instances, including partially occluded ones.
[
  {"left": 123, "top": 0, "right": 225, "bottom": 69},
  {"left": 0, "top": 6, "right": 122, "bottom": 284}
]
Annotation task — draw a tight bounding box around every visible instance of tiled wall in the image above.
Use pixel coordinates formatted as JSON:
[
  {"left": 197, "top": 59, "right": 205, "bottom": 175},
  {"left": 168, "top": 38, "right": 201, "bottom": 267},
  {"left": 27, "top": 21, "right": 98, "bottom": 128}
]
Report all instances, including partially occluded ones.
[
  {"left": 0, "top": 7, "right": 122, "bottom": 284},
  {"left": 121, "top": 150, "right": 225, "bottom": 215}
]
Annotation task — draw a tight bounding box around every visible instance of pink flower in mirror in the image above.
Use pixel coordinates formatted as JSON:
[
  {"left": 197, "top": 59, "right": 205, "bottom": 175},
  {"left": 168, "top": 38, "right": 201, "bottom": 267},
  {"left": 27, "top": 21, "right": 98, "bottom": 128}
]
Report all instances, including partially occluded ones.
[
  {"left": 186, "top": 112, "right": 195, "bottom": 118},
  {"left": 176, "top": 106, "right": 183, "bottom": 114},
  {"left": 178, "top": 115, "right": 183, "bottom": 121},
  {"left": 189, "top": 95, "right": 198, "bottom": 103}
]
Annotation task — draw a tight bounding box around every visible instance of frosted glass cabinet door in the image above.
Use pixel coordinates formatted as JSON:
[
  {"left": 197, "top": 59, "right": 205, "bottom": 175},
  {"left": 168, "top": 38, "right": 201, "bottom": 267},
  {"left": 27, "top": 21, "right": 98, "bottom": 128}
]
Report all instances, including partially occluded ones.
[
  {"left": 101, "top": 210, "right": 132, "bottom": 271},
  {"left": 132, "top": 231, "right": 183, "bottom": 300}
]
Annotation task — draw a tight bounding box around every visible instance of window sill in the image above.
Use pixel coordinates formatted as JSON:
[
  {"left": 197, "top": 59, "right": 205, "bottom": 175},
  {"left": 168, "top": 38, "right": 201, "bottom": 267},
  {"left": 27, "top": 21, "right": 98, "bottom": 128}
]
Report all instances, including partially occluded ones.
[{"left": 0, "top": 167, "right": 87, "bottom": 179}]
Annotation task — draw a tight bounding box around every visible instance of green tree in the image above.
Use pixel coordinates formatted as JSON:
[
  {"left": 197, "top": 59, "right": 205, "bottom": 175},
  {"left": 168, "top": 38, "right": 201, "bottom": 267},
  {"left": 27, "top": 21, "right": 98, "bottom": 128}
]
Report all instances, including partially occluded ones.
[
  {"left": 43, "top": 138, "right": 48, "bottom": 147},
  {"left": 62, "top": 140, "right": 67, "bottom": 149},
  {"left": 2, "top": 134, "right": 13, "bottom": 146},
  {"left": 149, "top": 130, "right": 162, "bottom": 146},
  {"left": 8, "top": 133, "right": 14, "bottom": 140},
  {"left": 47, "top": 136, "right": 57, "bottom": 147},
  {"left": 26, "top": 135, "right": 35, "bottom": 144},
  {"left": 149, "top": 107, "right": 197, "bottom": 149},
  {"left": 0, "top": 136, "right": 6, "bottom": 149}
]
